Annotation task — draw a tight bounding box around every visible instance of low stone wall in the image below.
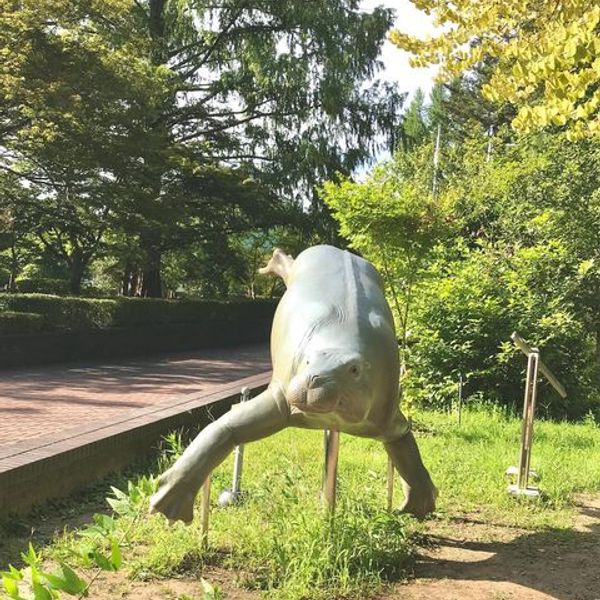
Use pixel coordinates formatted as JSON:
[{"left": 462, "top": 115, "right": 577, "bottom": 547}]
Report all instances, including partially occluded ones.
[{"left": 0, "top": 372, "right": 271, "bottom": 517}]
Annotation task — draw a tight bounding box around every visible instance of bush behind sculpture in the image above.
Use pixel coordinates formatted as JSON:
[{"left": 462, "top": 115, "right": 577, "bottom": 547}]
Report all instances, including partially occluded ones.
[{"left": 0, "top": 294, "right": 277, "bottom": 333}]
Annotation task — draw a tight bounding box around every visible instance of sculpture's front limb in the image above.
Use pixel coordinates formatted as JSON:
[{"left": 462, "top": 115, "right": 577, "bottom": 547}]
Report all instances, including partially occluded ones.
[
  {"left": 384, "top": 419, "right": 437, "bottom": 519},
  {"left": 150, "top": 386, "right": 289, "bottom": 523}
]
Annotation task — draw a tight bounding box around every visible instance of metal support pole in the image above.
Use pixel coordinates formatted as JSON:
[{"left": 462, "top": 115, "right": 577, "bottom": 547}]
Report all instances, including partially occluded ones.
[
  {"left": 218, "top": 386, "right": 250, "bottom": 507},
  {"left": 386, "top": 457, "right": 395, "bottom": 511},
  {"left": 507, "top": 332, "right": 565, "bottom": 498},
  {"left": 231, "top": 387, "right": 250, "bottom": 495},
  {"left": 322, "top": 430, "right": 340, "bottom": 512},
  {"left": 516, "top": 351, "right": 539, "bottom": 493},
  {"left": 200, "top": 476, "right": 211, "bottom": 546}
]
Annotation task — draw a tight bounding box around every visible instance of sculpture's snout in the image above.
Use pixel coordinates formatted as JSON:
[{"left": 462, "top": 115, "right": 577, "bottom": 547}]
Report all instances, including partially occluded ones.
[
  {"left": 307, "top": 374, "right": 327, "bottom": 388},
  {"left": 285, "top": 347, "right": 366, "bottom": 413}
]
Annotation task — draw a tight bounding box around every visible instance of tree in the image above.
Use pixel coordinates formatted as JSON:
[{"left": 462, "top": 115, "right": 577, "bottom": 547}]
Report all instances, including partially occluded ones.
[
  {"left": 396, "top": 88, "right": 429, "bottom": 152},
  {"left": 116, "top": 0, "right": 407, "bottom": 295},
  {"left": 321, "top": 144, "right": 454, "bottom": 363},
  {"left": 390, "top": 1, "right": 600, "bottom": 138},
  {"left": 407, "top": 131, "right": 600, "bottom": 417},
  {"left": 0, "top": 0, "right": 167, "bottom": 293},
  {"left": 1, "top": 0, "right": 406, "bottom": 296},
  {"left": 0, "top": 174, "right": 37, "bottom": 290}
]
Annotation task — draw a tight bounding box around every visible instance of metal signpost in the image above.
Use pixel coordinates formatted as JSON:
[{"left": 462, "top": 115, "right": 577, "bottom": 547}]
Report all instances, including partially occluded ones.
[
  {"left": 507, "top": 332, "right": 566, "bottom": 497},
  {"left": 322, "top": 429, "right": 340, "bottom": 512}
]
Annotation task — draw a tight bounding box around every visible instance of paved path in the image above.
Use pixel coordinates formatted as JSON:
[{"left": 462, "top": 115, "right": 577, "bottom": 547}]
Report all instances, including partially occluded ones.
[{"left": 0, "top": 344, "right": 270, "bottom": 449}]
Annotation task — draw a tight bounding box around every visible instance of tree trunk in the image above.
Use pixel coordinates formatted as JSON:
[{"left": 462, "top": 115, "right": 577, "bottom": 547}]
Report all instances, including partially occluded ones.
[
  {"left": 141, "top": 246, "right": 162, "bottom": 297},
  {"left": 8, "top": 241, "right": 18, "bottom": 292},
  {"left": 68, "top": 251, "right": 85, "bottom": 296},
  {"left": 121, "top": 268, "right": 131, "bottom": 296}
]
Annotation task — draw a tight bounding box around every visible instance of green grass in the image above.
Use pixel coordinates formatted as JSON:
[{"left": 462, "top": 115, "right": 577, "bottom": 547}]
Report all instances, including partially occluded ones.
[
  {"left": 27, "top": 406, "right": 600, "bottom": 599},
  {"left": 418, "top": 406, "right": 600, "bottom": 529}
]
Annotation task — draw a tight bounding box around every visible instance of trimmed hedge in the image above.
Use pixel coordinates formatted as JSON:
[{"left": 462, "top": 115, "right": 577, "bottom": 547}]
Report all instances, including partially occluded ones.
[
  {"left": 0, "top": 311, "right": 45, "bottom": 335},
  {"left": 0, "top": 293, "right": 278, "bottom": 333},
  {"left": 0, "top": 294, "right": 278, "bottom": 367},
  {"left": 15, "top": 278, "right": 70, "bottom": 295}
]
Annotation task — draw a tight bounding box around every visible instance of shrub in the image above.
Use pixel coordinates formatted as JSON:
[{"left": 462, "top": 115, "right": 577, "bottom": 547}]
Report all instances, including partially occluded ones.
[
  {"left": 0, "top": 293, "right": 277, "bottom": 332},
  {"left": 15, "top": 277, "right": 70, "bottom": 295},
  {"left": 405, "top": 243, "right": 597, "bottom": 420},
  {"left": 0, "top": 267, "right": 10, "bottom": 286},
  {"left": 0, "top": 294, "right": 117, "bottom": 330},
  {"left": 0, "top": 311, "right": 45, "bottom": 334}
]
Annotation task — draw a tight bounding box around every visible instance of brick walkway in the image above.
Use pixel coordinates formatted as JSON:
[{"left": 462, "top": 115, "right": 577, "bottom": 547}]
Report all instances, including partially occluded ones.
[{"left": 0, "top": 344, "right": 270, "bottom": 450}]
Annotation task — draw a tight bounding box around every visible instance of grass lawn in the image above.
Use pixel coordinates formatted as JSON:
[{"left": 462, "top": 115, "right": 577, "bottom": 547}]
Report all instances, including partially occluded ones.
[{"left": 3, "top": 406, "right": 600, "bottom": 599}]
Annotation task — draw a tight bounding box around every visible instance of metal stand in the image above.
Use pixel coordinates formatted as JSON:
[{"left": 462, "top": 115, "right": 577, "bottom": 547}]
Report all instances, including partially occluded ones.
[
  {"left": 507, "top": 333, "right": 565, "bottom": 498},
  {"left": 218, "top": 387, "right": 250, "bottom": 507},
  {"left": 322, "top": 430, "right": 340, "bottom": 512},
  {"left": 512, "top": 351, "right": 540, "bottom": 495}
]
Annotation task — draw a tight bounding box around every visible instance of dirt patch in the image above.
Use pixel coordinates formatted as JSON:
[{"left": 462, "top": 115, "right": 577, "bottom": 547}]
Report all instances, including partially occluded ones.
[
  {"left": 7, "top": 498, "right": 600, "bottom": 599},
  {"left": 391, "top": 496, "right": 600, "bottom": 600},
  {"left": 85, "top": 567, "right": 260, "bottom": 599}
]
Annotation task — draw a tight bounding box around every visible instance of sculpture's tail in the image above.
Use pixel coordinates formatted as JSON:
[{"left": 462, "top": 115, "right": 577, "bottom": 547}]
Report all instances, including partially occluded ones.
[{"left": 258, "top": 248, "right": 295, "bottom": 286}]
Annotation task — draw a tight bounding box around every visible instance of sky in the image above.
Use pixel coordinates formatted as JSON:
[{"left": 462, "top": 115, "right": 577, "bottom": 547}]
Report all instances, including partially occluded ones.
[
  {"left": 354, "top": 0, "right": 439, "bottom": 173},
  {"left": 360, "top": 0, "right": 439, "bottom": 100}
]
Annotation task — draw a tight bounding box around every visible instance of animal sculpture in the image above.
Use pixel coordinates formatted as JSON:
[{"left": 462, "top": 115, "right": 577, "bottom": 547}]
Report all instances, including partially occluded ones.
[{"left": 150, "top": 245, "right": 436, "bottom": 522}]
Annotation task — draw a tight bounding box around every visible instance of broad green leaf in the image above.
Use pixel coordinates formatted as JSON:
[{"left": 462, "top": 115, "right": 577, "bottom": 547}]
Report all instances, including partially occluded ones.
[
  {"left": 58, "top": 564, "right": 87, "bottom": 595},
  {"left": 110, "top": 539, "right": 122, "bottom": 570},
  {"left": 91, "top": 551, "right": 114, "bottom": 572},
  {"left": 32, "top": 582, "right": 53, "bottom": 600}
]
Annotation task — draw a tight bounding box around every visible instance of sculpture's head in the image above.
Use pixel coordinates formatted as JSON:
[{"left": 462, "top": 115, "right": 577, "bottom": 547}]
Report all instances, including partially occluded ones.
[
  {"left": 285, "top": 317, "right": 397, "bottom": 417},
  {"left": 286, "top": 346, "right": 371, "bottom": 413}
]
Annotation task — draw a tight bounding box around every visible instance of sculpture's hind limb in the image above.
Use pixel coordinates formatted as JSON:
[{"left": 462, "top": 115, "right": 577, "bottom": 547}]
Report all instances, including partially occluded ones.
[
  {"left": 383, "top": 416, "right": 437, "bottom": 519},
  {"left": 150, "top": 386, "right": 289, "bottom": 523}
]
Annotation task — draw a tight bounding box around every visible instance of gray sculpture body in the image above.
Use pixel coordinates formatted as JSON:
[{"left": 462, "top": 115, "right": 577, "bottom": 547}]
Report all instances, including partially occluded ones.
[{"left": 150, "top": 245, "right": 436, "bottom": 523}]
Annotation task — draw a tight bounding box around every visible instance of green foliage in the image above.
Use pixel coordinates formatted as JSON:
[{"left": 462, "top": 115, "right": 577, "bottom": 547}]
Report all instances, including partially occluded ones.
[
  {"left": 0, "top": 0, "right": 405, "bottom": 297},
  {"left": 0, "top": 312, "right": 44, "bottom": 335},
  {"left": 0, "top": 295, "right": 117, "bottom": 331},
  {"left": 0, "top": 476, "right": 157, "bottom": 599},
  {"left": 106, "top": 477, "right": 157, "bottom": 518},
  {"left": 0, "top": 294, "right": 277, "bottom": 333},
  {"left": 405, "top": 133, "right": 600, "bottom": 418},
  {"left": 14, "top": 279, "right": 69, "bottom": 295},
  {"left": 322, "top": 144, "right": 454, "bottom": 358},
  {"left": 325, "top": 102, "right": 600, "bottom": 418}
]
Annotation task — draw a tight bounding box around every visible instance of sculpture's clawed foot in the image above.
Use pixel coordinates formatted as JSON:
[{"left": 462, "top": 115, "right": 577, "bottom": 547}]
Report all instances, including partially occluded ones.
[
  {"left": 149, "top": 469, "right": 198, "bottom": 525},
  {"left": 399, "top": 482, "right": 438, "bottom": 519}
]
